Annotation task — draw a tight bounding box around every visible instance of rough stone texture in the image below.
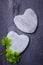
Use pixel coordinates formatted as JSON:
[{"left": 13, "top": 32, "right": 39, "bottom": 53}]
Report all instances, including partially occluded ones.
[
  {"left": 0, "top": 0, "right": 43, "bottom": 65},
  {"left": 7, "top": 31, "right": 29, "bottom": 53},
  {"left": 14, "top": 8, "right": 37, "bottom": 33}
]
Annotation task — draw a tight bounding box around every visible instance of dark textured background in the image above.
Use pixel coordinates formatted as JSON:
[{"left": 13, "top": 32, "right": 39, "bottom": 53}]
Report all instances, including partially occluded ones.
[{"left": 0, "top": 0, "right": 43, "bottom": 65}]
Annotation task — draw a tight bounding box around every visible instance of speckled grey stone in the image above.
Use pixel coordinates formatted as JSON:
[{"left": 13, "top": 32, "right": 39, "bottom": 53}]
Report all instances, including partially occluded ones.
[
  {"left": 7, "top": 31, "right": 29, "bottom": 53},
  {"left": 14, "top": 8, "right": 37, "bottom": 33}
]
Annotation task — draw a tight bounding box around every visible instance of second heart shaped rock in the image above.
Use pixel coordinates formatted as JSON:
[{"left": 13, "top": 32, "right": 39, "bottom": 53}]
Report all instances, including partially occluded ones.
[
  {"left": 7, "top": 31, "right": 29, "bottom": 53},
  {"left": 14, "top": 8, "right": 38, "bottom": 33}
]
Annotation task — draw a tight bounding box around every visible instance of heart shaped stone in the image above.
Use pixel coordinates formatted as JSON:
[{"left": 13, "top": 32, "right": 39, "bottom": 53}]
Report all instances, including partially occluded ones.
[
  {"left": 14, "top": 8, "right": 37, "bottom": 33},
  {"left": 7, "top": 31, "right": 29, "bottom": 53}
]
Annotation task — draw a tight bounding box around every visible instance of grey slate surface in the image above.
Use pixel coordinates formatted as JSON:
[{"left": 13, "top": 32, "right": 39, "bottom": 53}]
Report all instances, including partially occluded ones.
[{"left": 0, "top": 0, "right": 43, "bottom": 65}]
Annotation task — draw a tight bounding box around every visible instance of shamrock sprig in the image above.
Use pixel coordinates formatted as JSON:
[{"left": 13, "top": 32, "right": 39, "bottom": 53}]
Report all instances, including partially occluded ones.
[{"left": 1, "top": 37, "right": 21, "bottom": 63}]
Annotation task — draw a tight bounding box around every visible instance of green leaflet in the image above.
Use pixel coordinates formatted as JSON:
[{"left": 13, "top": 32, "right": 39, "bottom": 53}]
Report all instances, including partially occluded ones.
[
  {"left": 2, "top": 37, "right": 12, "bottom": 48},
  {"left": 1, "top": 37, "right": 21, "bottom": 63},
  {"left": 6, "top": 49, "right": 21, "bottom": 63}
]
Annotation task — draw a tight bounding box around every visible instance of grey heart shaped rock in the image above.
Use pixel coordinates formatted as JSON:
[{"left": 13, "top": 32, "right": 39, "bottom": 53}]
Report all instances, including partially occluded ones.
[
  {"left": 14, "top": 8, "right": 37, "bottom": 33},
  {"left": 7, "top": 31, "right": 29, "bottom": 53}
]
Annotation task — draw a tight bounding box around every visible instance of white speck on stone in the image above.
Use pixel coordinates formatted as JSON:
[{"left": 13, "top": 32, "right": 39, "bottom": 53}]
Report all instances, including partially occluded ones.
[
  {"left": 14, "top": 8, "right": 37, "bottom": 33},
  {"left": 7, "top": 31, "right": 29, "bottom": 53}
]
